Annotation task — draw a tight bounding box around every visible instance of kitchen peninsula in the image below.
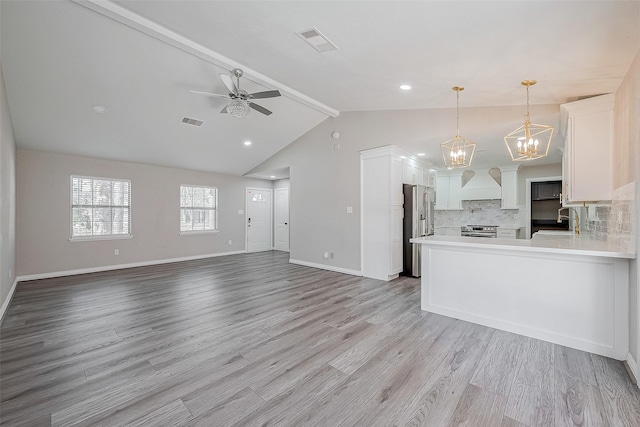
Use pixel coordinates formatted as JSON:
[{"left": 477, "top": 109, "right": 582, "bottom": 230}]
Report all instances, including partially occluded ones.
[{"left": 410, "top": 234, "right": 635, "bottom": 360}]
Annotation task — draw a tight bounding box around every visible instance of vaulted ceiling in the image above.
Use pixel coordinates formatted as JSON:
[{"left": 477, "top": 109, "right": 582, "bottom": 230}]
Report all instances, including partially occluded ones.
[{"left": 2, "top": 1, "right": 638, "bottom": 175}]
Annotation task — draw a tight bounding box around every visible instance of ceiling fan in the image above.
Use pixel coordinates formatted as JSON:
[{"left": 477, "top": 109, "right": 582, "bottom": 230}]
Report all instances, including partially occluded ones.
[{"left": 189, "top": 68, "right": 281, "bottom": 118}]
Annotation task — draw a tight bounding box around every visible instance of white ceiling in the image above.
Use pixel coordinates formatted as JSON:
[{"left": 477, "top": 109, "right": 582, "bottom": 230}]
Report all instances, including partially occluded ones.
[{"left": 1, "top": 1, "right": 639, "bottom": 175}]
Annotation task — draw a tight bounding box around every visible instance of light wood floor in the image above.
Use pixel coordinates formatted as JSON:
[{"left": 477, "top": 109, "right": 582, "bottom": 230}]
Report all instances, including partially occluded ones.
[{"left": 1, "top": 251, "right": 639, "bottom": 426}]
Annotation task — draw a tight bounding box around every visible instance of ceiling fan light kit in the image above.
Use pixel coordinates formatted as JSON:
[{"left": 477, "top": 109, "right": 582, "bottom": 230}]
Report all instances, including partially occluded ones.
[
  {"left": 227, "top": 99, "right": 250, "bottom": 119},
  {"left": 441, "top": 86, "right": 476, "bottom": 169},
  {"left": 189, "top": 68, "right": 281, "bottom": 118},
  {"left": 504, "top": 80, "right": 554, "bottom": 162}
]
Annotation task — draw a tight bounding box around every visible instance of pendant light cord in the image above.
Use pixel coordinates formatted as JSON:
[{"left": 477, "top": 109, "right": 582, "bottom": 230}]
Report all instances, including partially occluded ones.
[{"left": 456, "top": 88, "right": 460, "bottom": 137}]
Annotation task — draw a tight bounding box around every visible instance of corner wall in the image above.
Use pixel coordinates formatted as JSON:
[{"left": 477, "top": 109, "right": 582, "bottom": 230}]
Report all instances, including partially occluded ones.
[
  {"left": 0, "top": 61, "right": 17, "bottom": 318},
  {"left": 16, "top": 149, "right": 272, "bottom": 278},
  {"left": 613, "top": 47, "right": 640, "bottom": 373}
]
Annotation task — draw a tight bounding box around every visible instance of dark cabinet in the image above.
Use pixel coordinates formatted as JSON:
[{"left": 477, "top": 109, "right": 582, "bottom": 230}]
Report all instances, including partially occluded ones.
[{"left": 532, "top": 181, "right": 562, "bottom": 201}]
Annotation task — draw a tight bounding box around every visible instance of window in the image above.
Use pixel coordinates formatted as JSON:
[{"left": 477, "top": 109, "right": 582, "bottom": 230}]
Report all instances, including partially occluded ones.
[
  {"left": 180, "top": 185, "right": 218, "bottom": 232},
  {"left": 71, "top": 176, "right": 131, "bottom": 239}
]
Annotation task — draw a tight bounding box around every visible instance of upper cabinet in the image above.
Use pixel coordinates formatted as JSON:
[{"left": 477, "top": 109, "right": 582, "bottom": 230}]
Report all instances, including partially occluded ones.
[
  {"left": 435, "top": 172, "right": 463, "bottom": 210},
  {"left": 561, "top": 94, "right": 614, "bottom": 205},
  {"left": 531, "top": 181, "right": 562, "bottom": 201},
  {"left": 402, "top": 158, "right": 436, "bottom": 187},
  {"left": 500, "top": 165, "right": 520, "bottom": 209}
]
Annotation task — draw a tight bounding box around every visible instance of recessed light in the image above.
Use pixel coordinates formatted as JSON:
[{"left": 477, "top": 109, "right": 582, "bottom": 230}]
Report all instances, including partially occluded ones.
[
  {"left": 400, "top": 84, "right": 411, "bottom": 91},
  {"left": 243, "top": 141, "right": 252, "bottom": 146},
  {"left": 92, "top": 105, "right": 107, "bottom": 113},
  {"left": 417, "top": 153, "right": 426, "bottom": 156}
]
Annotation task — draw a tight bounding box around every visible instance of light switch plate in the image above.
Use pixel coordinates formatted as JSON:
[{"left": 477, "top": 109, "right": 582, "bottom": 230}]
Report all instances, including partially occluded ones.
[
  {"left": 346, "top": 206, "right": 353, "bottom": 214},
  {"left": 238, "top": 209, "right": 244, "bottom": 215}
]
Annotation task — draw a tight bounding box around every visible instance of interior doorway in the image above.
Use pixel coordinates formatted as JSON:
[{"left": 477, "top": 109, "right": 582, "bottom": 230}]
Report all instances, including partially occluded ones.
[{"left": 246, "top": 188, "right": 272, "bottom": 252}]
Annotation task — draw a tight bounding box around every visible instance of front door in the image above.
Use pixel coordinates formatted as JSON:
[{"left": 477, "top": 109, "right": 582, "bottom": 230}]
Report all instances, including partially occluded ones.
[
  {"left": 274, "top": 188, "right": 289, "bottom": 251},
  {"left": 246, "top": 188, "right": 272, "bottom": 252}
]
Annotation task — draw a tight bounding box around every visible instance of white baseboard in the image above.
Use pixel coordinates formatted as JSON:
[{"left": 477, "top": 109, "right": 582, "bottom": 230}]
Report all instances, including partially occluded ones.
[
  {"left": 0, "top": 278, "right": 19, "bottom": 325},
  {"left": 16, "top": 250, "right": 246, "bottom": 283},
  {"left": 289, "top": 259, "right": 362, "bottom": 277},
  {"left": 627, "top": 352, "right": 639, "bottom": 387}
]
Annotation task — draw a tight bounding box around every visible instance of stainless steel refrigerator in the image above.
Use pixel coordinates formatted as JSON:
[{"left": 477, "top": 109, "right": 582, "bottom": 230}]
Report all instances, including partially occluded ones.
[{"left": 403, "top": 184, "right": 434, "bottom": 277}]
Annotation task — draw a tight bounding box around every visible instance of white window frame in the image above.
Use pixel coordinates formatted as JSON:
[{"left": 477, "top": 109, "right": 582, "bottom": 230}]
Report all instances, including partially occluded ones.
[
  {"left": 70, "top": 175, "right": 132, "bottom": 241},
  {"left": 180, "top": 185, "right": 219, "bottom": 235}
]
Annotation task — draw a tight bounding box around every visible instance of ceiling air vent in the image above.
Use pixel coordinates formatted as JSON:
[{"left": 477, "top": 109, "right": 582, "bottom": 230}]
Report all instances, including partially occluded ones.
[
  {"left": 181, "top": 117, "right": 203, "bottom": 127},
  {"left": 297, "top": 27, "right": 338, "bottom": 53}
]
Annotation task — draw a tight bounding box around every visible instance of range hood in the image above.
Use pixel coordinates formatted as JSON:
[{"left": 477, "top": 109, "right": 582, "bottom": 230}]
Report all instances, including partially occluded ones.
[{"left": 460, "top": 168, "right": 502, "bottom": 200}]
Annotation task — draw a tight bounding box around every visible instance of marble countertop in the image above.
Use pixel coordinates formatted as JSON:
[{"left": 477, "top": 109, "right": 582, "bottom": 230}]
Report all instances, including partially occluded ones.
[{"left": 411, "top": 234, "right": 635, "bottom": 259}]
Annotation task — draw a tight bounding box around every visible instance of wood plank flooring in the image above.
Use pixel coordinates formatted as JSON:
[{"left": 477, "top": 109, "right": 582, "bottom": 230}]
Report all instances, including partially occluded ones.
[{"left": 1, "top": 251, "right": 639, "bottom": 426}]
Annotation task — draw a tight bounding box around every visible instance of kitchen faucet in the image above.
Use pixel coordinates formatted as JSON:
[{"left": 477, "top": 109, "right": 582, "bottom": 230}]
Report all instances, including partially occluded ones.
[{"left": 557, "top": 207, "right": 580, "bottom": 234}]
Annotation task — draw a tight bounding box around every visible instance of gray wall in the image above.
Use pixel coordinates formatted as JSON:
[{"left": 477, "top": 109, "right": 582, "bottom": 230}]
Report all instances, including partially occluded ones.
[
  {"left": 1, "top": 61, "right": 17, "bottom": 313},
  {"left": 16, "top": 149, "right": 272, "bottom": 277}
]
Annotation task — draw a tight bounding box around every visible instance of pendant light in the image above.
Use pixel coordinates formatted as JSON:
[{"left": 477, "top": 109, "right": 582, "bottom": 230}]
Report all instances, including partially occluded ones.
[
  {"left": 504, "top": 80, "right": 554, "bottom": 161},
  {"left": 441, "top": 86, "right": 476, "bottom": 169}
]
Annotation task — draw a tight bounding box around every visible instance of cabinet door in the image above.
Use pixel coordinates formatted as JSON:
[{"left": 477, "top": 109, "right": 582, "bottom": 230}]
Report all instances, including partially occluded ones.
[
  {"left": 448, "top": 175, "right": 462, "bottom": 210},
  {"left": 501, "top": 170, "right": 518, "bottom": 209},
  {"left": 435, "top": 176, "right": 450, "bottom": 210},
  {"left": 402, "top": 160, "right": 420, "bottom": 185},
  {"left": 562, "top": 94, "right": 613, "bottom": 204},
  {"left": 497, "top": 229, "right": 517, "bottom": 239}
]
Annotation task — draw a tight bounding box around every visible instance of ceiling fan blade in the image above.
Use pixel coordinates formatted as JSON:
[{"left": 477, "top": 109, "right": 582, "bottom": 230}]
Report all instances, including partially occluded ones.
[
  {"left": 249, "top": 102, "right": 272, "bottom": 116},
  {"left": 220, "top": 106, "right": 228, "bottom": 114},
  {"left": 189, "top": 90, "right": 230, "bottom": 99},
  {"left": 249, "top": 90, "right": 281, "bottom": 99},
  {"left": 220, "top": 73, "right": 237, "bottom": 94}
]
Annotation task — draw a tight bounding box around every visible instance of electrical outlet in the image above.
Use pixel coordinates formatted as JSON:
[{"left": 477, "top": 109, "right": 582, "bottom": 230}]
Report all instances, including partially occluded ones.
[
  {"left": 114, "top": 249, "right": 119, "bottom": 256},
  {"left": 228, "top": 240, "right": 232, "bottom": 246},
  {"left": 513, "top": 213, "right": 518, "bottom": 220},
  {"left": 330, "top": 252, "right": 334, "bottom": 259},
  {"left": 323, "top": 251, "right": 329, "bottom": 259}
]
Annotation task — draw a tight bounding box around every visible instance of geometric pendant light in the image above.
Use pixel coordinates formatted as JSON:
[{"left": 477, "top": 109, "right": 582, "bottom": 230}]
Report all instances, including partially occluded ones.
[
  {"left": 440, "top": 86, "right": 476, "bottom": 169},
  {"left": 504, "top": 80, "right": 554, "bottom": 161}
]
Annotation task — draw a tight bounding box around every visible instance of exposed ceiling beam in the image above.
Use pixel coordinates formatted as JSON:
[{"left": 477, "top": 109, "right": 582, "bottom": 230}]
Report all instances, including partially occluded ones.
[{"left": 72, "top": 0, "right": 340, "bottom": 118}]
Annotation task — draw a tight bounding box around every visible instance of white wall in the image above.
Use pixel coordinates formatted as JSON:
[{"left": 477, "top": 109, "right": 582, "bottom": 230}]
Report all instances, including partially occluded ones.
[
  {"left": 613, "top": 47, "right": 640, "bottom": 370},
  {"left": 0, "top": 61, "right": 17, "bottom": 318},
  {"left": 16, "top": 150, "right": 272, "bottom": 277}
]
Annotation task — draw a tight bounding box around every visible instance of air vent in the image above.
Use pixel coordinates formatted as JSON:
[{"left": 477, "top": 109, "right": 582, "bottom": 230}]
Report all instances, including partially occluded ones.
[
  {"left": 297, "top": 27, "right": 338, "bottom": 53},
  {"left": 181, "top": 117, "right": 203, "bottom": 127}
]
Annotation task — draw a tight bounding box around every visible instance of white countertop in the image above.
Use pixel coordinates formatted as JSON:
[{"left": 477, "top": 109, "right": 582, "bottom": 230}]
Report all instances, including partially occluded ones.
[{"left": 411, "top": 234, "right": 635, "bottom": 259}]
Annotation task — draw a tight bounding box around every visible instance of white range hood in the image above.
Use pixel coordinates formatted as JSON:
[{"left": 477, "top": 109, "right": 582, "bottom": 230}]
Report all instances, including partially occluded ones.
[{"left": 460, "top": 168, "right": 502, "bottom": 200}]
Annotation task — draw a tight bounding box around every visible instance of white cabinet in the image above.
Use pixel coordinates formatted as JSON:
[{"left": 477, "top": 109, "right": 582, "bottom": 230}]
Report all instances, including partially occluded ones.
[
  {"left": 435, "top": 226, "right": 462, "bottom": 236},
  {"left": 497, "top": 228, "right": 517, "bottom": 239},
  {"left": 561, "top": 94, "right": 614, "bottom": 205},
  {"left": 500, "top": 165, "right": 520, "bottom": 209},
  {"left": 361, "top": 146, "right": 405, "bottom": 281},
  {"left": 435, "top": 173, "right": 463, "bottom": 210},
  {"left": 422, "top": 168, "right": 437, "bottom": 188}
]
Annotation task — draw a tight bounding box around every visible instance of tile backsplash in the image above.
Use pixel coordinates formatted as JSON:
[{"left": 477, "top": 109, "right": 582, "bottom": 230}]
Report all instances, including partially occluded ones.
[
  {"left": 582, "top": 181, "right": 635, "bottom": 252},
  {"left": 435, "top": 200, "right": 524, "bottom": 227}
]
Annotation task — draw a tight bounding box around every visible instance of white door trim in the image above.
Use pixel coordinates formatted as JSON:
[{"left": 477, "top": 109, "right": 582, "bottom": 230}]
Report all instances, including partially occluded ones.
[
  {"left": 274, "top": 187, "right": 290, "bottom": 252},
  {"left": 245, "top": 187, "right": 273, "bottom": 253},
  {"left": 526, "top": 175, "right": 562, "bottom": 239}
]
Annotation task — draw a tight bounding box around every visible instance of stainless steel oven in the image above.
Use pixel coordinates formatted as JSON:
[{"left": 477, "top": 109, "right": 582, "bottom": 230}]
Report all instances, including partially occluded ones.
[{"left": 461, "top": 225, "right": 497, "bottom": 238}]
